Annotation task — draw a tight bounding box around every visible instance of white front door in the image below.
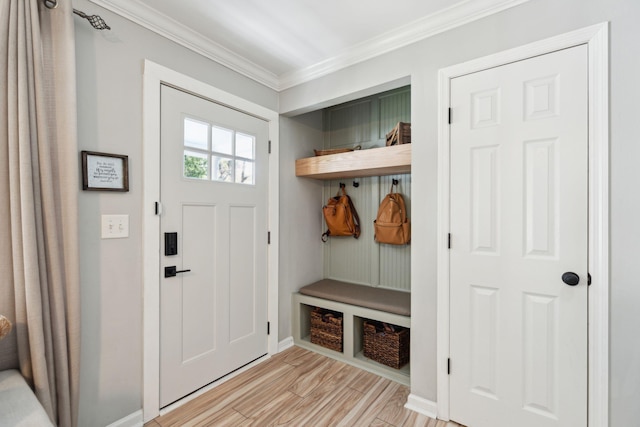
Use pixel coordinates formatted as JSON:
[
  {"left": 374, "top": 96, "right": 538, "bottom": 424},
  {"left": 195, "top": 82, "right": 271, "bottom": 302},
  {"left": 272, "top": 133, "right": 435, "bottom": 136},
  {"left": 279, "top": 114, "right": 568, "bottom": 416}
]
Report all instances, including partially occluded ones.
[
  {"left": 449, "top": 45, "right": 588, "bottom": 427},
  {"left": 159, "top": 85, "right": 269, "bottom": 407}
]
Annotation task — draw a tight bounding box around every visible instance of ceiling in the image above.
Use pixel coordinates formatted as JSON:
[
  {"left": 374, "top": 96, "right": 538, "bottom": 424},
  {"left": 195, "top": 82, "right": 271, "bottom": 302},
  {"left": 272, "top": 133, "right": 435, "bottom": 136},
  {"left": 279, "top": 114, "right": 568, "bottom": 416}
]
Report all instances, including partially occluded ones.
[{"left": 88, "top": 0, "right": 528, "bottom": 90}]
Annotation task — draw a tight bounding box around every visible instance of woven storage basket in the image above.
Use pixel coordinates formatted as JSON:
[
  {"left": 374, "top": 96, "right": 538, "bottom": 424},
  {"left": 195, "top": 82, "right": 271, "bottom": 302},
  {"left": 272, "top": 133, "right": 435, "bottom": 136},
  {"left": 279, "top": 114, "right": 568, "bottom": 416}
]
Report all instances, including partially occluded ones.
[
  {"left": 310, "top": 308, "right": 343, "bottom": 352},
  {"left": 314, "top": 145, "right": 362, "bottom": 156},
  {"left": 363, "top": 320, "right": 410, "bottom": 369},
  {"left": 385, "top": 122, "right": 411, "bottom": 146}
]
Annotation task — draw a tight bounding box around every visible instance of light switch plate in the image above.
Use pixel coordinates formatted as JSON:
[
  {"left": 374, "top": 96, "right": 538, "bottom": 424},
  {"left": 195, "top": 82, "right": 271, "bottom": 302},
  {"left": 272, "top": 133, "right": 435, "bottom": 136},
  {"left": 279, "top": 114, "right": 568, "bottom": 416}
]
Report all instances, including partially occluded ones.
[{"left": 101, "top": 214, "right": 129, "bottom": 239}]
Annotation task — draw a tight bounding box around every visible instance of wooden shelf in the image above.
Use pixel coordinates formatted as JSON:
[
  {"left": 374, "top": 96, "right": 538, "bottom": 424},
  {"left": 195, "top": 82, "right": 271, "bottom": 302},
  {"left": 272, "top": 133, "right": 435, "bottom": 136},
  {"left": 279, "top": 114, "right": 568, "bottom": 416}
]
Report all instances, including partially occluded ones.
[{"left": 295, "top": 144, "right": 411, "bottom": 179}]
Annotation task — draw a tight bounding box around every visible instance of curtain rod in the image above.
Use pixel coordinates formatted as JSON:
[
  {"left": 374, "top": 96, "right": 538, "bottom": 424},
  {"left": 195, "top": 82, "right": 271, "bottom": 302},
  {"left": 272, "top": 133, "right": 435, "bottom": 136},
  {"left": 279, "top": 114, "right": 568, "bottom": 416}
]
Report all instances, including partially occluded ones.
[{"left": 43, "top": 0, "right": 111, "bottom": 31}]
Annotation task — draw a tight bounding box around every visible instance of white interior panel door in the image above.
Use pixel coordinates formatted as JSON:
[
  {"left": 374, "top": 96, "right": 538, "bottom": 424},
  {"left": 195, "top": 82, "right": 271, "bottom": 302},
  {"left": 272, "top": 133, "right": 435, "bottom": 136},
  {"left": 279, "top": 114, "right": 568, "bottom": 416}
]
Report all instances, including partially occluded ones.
[
  {"left": 449, "top": 45, "right": 588, "bottom": 427},
  {"left": 160, "top": 85, "right": 269, "bottom": 407}
]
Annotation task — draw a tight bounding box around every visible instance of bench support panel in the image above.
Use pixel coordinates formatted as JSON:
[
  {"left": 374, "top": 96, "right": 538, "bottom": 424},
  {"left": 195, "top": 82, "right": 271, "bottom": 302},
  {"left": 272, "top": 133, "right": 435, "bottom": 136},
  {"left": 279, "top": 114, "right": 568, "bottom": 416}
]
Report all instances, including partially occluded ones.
[{"left": 292, "top": 292, "right": 410, "bottom": 385}]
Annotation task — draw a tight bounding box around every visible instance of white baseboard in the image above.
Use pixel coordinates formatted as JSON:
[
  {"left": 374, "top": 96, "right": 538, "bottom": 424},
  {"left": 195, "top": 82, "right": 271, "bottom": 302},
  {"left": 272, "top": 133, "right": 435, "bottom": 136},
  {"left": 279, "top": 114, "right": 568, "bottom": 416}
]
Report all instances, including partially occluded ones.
[
  {"left": 106, "top": 410, "right": 144, "bottom": 427},
  {"left": 278, "top": 336, "right": 294, "bottom": 352},
  {"left": 405, "top": 393, "right": 438, "bottom": 419}
]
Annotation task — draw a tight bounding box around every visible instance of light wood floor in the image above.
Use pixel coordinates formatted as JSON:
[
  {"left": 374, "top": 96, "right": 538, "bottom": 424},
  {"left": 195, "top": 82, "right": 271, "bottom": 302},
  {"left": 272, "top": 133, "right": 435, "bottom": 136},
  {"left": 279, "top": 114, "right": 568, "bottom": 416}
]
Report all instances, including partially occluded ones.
[{"left": 146, "top": 346, "right": 462, "bottom": 427}]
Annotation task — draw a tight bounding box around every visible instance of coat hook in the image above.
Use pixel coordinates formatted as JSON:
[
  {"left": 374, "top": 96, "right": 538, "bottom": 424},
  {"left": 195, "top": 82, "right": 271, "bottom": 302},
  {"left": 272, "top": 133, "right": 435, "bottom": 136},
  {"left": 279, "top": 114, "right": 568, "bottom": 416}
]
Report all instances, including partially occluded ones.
[
  {"left": 339, "top": 182, "right": 345, "bottom": 189},
  {"left": 392, "top": 179, "right": 399, "bottom": 186},
  {"left": 352, "top": 181, "right": 359, "bottom": 188}
]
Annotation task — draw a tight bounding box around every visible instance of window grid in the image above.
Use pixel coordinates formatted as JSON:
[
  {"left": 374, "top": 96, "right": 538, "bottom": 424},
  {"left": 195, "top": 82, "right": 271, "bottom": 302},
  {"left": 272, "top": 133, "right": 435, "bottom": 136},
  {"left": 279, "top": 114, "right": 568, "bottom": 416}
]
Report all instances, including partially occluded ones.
[{"left": 183, "top": 116, "right": 255, "bottom": 185}]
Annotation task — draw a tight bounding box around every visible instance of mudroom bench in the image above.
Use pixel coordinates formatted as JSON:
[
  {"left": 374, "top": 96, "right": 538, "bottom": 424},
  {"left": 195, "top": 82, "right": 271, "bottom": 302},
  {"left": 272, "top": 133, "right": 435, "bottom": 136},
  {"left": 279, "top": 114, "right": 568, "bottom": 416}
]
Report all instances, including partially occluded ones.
[{"left": 292, "top": 279, "right": 411, "bottom": 385}]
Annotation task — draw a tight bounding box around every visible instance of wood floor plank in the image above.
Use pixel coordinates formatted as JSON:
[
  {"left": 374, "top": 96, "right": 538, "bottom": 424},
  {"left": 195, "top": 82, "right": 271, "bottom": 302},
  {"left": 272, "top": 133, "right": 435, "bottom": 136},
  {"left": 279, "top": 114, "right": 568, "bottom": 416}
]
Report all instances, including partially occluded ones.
[
  {"left": 277, "top": 378, "right": 361, "bottom": 426},
  {"left": 349, "top": 382, "right": 404, "bottom": 427},
  {"left": 375, "top": 384, "right": 412, "bottom": 426},
  {"left": 146, "top": 347, "right": 461, "bottom": 427},
  {"left": 336, "top": 377, "right": 392, "bottom": 427},
  {"left": 280, "top": 346, "right": 324, "bottom": 366},
  {"left": 157, "top": 360, "right": 292, "bottom": 427},
  {"left": 240, "top": 390, "right": 302, "bottom": 426},
  {"left": 233, "top": 351, "right": 332, "bottom": 417},
  {"left": 349, "top": 368, "right": 383, "bottom": 393},
  {"left": 403, "top": 410, "right": 435, "bottom": 427},
  {"left": 277, "top": 345, "right": 309, "bottom": 364},
  {"left": 288, "top": 356, "right": 344, "bottom": 397},
  {"left": 311, "top": 386, "right": 364, "bottom": 427},
  {"left": 370, "top": 419, "right": 395, "bottom": 427},
  {"left": 181, "top": 406, "right": 246, "bottom": 427},
  {"left": 274, "top": 364, "right": 362, "bottom": 426}
]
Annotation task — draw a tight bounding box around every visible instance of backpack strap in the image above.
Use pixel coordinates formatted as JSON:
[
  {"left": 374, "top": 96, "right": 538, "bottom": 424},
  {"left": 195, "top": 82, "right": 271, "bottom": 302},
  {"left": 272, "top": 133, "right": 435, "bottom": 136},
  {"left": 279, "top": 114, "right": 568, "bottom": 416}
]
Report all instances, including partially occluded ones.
[
  {"left": 346, "top": 195, "right": 361, "bottom": 239},
  {"left": 341, "top": 183, "right": 361, "bottom": 238}
]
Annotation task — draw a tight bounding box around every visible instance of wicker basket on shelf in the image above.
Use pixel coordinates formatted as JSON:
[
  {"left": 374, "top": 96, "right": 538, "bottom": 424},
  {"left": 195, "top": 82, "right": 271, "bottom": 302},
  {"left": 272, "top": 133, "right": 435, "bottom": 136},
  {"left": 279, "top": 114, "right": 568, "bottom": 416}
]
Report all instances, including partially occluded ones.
[
  {"left": 363, "top": 319, "right": 410, "bottom": 369},
  {"left": 313, "top": 145, "right": 362, "bottom": 156},
  {"left": 385, "top": 122, "right": 411, "bottom": 146},
  {"left": 310, "top": 308, "right": 343, "bottom": 352}
]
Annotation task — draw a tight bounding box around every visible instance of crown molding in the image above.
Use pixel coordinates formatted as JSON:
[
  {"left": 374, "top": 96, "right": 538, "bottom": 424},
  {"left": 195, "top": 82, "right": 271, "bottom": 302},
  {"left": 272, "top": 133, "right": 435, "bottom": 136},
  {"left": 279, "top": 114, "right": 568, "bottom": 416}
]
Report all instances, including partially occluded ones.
[
  {"left": 278, "top": 0, "right": 531, "bottom": 89},
  {"left": 89, "top": 0, "right": 530, "bottom": 92},
  {"left": 88, "top": 0, "right": 280, "bottom": 90}
]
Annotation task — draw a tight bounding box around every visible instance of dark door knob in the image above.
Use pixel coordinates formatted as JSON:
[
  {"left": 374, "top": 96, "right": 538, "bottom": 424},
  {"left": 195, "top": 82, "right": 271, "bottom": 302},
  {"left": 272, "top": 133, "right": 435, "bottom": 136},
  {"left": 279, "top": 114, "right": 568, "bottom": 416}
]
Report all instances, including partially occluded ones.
[{"left": 562, "top": 272, "right": 580, "bottom": 286}]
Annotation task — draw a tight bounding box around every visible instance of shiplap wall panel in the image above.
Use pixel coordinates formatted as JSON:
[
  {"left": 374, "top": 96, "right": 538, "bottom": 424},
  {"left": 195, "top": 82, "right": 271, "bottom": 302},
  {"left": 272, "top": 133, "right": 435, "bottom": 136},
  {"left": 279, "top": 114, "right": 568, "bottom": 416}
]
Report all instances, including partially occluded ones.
[
  {"left": 321, "top": 87, "right": 411, "bottom": 291},
  {"left": 323, "top": 178, "right": 375, "bottom": 284},
  {"left": 326, "top": 100, "right": 372, "bottom": 148},
  {"left": 378, "top": 174, "right": 411, "bottom": 291},
  {"left": 379, "top": 89, "right": 411, "bottom": 141}
]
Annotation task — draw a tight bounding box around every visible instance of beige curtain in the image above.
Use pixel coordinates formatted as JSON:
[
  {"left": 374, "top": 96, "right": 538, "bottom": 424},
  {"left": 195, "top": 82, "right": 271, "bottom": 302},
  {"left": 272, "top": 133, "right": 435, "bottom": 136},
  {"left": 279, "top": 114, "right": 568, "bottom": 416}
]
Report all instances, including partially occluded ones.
[{"left": 0, "top": 1, "right": 80, "bottom": 426}]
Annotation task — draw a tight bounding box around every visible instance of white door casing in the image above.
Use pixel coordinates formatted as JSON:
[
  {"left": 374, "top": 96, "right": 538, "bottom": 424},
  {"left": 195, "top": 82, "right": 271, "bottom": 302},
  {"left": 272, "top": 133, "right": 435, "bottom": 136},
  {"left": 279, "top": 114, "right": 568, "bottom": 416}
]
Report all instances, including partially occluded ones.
[
  {"left": 449, "top": 46, "right": 587, "bottom": 426},
  {"left": 142, "top": 62, "right": 280, "bottom": 422},
  {"left": 436, "top": 23, "right": 608, "bottom": 426},
  {"left": 159, "top": 85, "right": 269, "bottom": 406}
]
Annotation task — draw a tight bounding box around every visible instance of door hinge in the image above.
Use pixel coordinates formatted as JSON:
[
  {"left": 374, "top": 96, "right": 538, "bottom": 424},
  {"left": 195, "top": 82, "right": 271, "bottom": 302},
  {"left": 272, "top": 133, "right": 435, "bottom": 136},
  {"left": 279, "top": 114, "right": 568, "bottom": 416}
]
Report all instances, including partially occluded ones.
[
  {"left": 267, "top": 321, "right": 270, "bottom": 335},
  {"left": 155, "top": 202, "right": 160, "bottom": 215},
  {"left": 268, "top": 140, "right": 271, "bottom": 154},
  {"left": 448, "top": 233, "right": 451, "bottom": 249},
  {"left": 448, "top": 108, "right": 452, "bottom": 124},
  {"left": 267, "top": 231, "right": 271, "bottom": 244},
  {"left": 448, "top": 358, "right": 451, "bottom": 375},
  {"left": 588, "top": 273, "right": 592, "bottom": 286}
]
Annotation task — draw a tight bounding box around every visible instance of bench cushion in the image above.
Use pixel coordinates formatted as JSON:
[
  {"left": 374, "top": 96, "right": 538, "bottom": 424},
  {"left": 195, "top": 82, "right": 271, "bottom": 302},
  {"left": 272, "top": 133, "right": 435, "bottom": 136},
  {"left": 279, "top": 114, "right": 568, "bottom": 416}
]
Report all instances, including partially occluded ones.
[
  {"left": 299, "top": 279, "right": 410, "bottom": 316},
  {"left": 0, "top": 370, "right": 54, "bottom": 427}
]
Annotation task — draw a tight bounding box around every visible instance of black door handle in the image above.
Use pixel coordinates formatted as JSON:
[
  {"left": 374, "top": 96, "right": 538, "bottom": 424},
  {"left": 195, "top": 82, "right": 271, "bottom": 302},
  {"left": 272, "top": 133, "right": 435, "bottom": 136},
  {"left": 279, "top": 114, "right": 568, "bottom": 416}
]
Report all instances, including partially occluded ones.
[
  {"left": 562, "top": 272, "right": 580, "bottom": 286},
  {"left": 164, "top": 266, "right": 191, "bottom": 278}
]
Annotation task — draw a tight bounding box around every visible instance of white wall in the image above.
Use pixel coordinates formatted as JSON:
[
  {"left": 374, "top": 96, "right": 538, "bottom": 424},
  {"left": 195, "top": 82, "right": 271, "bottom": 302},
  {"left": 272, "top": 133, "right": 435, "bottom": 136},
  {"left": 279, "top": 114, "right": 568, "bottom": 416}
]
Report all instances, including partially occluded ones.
[
  {"left": 72, "top": 0, "right": 640, "bottom": 424},
  {"left": 278, "top": 113, "right": 325, "bottom": 339},
  {"left": 73, "top": 0, "right": 278, "bottom": 425},
  {"left": 280, "top": 0, "right": 640, "bottom": 424}
]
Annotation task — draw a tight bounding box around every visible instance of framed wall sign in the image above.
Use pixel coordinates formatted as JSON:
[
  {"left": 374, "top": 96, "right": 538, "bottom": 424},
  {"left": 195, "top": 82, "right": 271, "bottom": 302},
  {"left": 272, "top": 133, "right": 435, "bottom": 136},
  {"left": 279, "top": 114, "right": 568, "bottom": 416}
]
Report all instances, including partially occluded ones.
[{"left": 81, "top": 151, "right": 129, "bottom": 192}]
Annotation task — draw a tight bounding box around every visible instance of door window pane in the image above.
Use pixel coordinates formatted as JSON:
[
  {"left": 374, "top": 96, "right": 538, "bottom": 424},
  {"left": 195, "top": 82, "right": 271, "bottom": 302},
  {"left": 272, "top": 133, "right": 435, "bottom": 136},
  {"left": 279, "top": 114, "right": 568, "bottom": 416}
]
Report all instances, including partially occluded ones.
[
  {"left": 212, "top": 126, "right": 233, "bottom": 155},
  {"left": 235, "top": 160, "right": 254, "bottom": 185},
  {"left": 212, "top": 156, "right": 233, "bottom": 182},
  {"left": 236, "top": 133, "right": 255, "bottom": 160},
  {"left": 184, "top": 118, "right": 208, "bottom": 150},
  {"left": 184, "top": 151, "right": 208, "bottom": 180},
  {"left": 182, "top": 117, "right": 257, "bottom": 186}
]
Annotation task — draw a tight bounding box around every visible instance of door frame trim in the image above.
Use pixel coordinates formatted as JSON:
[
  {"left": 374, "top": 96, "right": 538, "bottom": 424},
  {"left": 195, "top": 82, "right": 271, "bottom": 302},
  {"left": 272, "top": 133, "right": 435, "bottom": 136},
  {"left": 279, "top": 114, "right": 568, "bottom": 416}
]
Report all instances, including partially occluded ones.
[
  {"left": 141, "top": 60, "right": 280, "bottom": 422},
  {"left": 436, "top": 23, "right": 609, "bottom": 425}
]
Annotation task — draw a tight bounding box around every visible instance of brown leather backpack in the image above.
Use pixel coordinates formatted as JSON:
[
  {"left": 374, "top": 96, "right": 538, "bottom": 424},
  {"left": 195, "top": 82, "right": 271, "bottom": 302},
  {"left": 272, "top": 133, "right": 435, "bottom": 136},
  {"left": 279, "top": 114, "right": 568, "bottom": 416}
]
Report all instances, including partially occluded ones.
[
  {"left": 322, "top": 185, "right": 361, "bottom": 242},
  {"left": 374, "top": 182, "right": 410, "bottom": 245}
]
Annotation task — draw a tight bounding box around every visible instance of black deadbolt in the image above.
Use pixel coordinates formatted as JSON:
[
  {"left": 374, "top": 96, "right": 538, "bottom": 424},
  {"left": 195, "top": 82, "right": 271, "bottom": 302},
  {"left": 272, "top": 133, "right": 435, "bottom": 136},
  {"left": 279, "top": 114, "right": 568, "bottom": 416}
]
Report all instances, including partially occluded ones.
[{"left": 562, "top": 272, "right": 580, "bottom": 286}]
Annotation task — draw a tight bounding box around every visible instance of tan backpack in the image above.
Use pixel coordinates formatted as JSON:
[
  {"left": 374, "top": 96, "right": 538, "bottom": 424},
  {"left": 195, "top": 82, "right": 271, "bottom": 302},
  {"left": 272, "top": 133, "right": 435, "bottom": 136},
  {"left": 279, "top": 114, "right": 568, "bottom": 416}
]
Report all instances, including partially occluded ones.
[
  {"left": 374, "top": 182, "right": 410, "bottom": 245},
  {"left": 322, "top": 185, "right": 361, "bottom": 242}
]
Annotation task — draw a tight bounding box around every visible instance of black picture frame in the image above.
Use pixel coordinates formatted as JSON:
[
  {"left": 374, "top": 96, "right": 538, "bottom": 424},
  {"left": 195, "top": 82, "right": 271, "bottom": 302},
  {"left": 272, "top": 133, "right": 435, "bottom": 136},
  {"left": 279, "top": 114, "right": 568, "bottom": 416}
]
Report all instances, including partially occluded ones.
[{"left": 81, "top": 151, "right": 129, "bottom": 192}]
